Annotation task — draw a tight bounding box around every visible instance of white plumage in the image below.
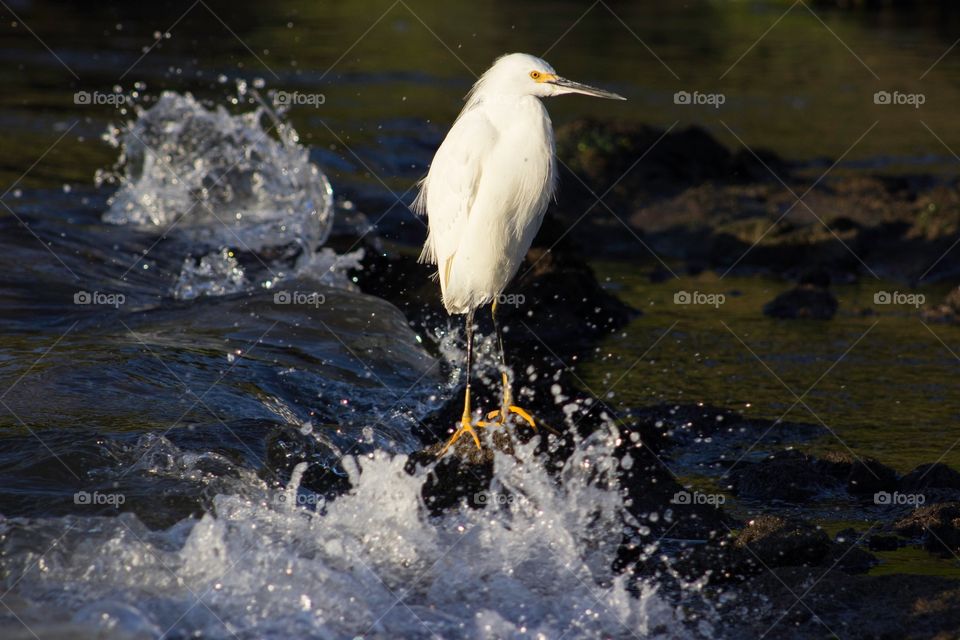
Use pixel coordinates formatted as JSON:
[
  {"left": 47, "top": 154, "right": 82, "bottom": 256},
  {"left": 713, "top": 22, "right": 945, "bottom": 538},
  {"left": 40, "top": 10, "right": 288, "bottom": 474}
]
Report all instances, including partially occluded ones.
[
  {"left": 414, "top": 54, "right": 558, "bottom": 314},
  {"left": 414, "top": 52, "right": 625, "bottom": 453}
]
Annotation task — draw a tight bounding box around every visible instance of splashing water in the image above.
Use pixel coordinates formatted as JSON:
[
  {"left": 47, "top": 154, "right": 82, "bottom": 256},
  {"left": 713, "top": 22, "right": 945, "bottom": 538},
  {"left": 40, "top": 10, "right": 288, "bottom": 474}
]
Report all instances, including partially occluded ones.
[
  {"left": 96, "top": 89, "right": 337, "bottom": 300},
  {"left": 0, "top": 431, "right": 695, "bottom": 639},
  {"left": 99, "top": 90, "right": 333, "bottom": 252},
  {"left": 1, "top": 84, "right": 701, "bottom": 640}
]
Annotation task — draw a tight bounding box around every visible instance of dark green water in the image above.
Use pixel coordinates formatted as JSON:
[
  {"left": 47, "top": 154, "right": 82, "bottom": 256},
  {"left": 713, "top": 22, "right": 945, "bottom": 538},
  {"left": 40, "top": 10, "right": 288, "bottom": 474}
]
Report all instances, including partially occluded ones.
[
  {"left": 5, "top": 0, "right": 960, "bottom": 192},
  {"left": 586, "top": 267, "right": 960, "bottom": 473}
]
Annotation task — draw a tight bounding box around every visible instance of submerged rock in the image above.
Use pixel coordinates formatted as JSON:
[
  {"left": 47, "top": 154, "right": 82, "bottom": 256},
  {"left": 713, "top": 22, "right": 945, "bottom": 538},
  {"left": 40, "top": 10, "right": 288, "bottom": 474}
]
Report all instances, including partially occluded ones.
[{"left": 763, "top": 273, "right": 839, "bottom": 320}]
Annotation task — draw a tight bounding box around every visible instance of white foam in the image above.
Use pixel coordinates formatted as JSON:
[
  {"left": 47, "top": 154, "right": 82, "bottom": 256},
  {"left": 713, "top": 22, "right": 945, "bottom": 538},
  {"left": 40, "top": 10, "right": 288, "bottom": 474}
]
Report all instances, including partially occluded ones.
[{"left": 1, "top": 432, "right": 695, "bottom": 639}]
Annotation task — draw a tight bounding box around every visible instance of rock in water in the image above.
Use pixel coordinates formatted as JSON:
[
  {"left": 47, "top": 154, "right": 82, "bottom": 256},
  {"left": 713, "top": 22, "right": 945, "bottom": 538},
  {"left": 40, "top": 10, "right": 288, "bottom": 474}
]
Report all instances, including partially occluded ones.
[{"left": 763, "top": 270, "right": 839, "bottom": 320}]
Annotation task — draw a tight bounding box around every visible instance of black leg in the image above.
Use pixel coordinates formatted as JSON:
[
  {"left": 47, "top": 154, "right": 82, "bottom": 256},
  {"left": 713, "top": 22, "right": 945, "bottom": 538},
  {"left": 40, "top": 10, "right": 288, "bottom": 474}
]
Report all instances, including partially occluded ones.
[
  {"left": 462, "top": 307, "right": 475, "bottom": 421},
  {"left": 491, "top": 301, "right": 511, "bottom": 413}
]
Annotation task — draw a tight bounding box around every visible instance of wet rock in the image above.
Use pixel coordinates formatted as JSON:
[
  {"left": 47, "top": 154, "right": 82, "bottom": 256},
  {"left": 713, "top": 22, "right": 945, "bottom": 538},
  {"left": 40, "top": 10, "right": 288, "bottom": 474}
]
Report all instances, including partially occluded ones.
[
  {"left": 406, "top": 449, "right": 495, "bottom": 515},
  {"left": 830, "top": 528, "right": 881, "bottom": 573},
  {"left": 734, "top": 515, "right": 833, "bottom": 568},
  {"left": 815, "top": 450, "right": 899, "bottom": 495},
  {"left": 499, "top": 243, "right": 638, "bottom": 347},
  {"left": 721, "top": 569, "right": 960, "bottom": 639},
  {"left": 349, "top": 225, "right": 636, "bottom": 357},
  {"left": 350, "top": 211, "right": 639, "bottom": 471},
  {"left": 729, "top": 450, "right": 836, "bottom": 501},
  {"left": 900, "top": 462, "right": 960, "bottom": 492},
  {"left": 675, "top": 515, "right": 835, "bottom": 582},
  {"left": 554, "top": 119, "right": 789, "bottom": 208},
  {"left": 763, "top": 276, "right": 839, "bottom": 320},
  {"left": 729, "top": 449, "right": 898, "bottom": 502},
  {"left": 618, "top": 441, "right": 733, "bottom": 542},
  {"left": 893, "top": 502, "right": 960, "bottom": 555},
  {"left": 828, "top": 536, "right": 880, "bottom": 574},
  {"left": 867, "top": 534, "right": 901, "bottom": 552}
]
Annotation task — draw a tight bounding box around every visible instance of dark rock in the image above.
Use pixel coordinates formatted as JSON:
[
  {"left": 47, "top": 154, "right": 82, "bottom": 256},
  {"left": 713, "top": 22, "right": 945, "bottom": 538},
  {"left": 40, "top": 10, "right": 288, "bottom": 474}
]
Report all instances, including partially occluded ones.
[
  {"left": 554, "top": 119, "right": 789, "bottom": 209},
  {"left": 406, "top": 449, "right": 494, "bottom": 515},
  {"left": 734, "top": 515, "right": 833, "bottom": 568},
  {"left": 763, "top": 283, "right": 839, "bottom": 320},
  {"left": 555, "top": 121, "right": 726, "bottom": 203},
  {"left": 815, "top": 450, "right": 900, "bottom": 495},
  {"left": 798, "top": 267, "right": 832, "bottom": 289},
  {"left": 675, "top": 515, "right": 835, "bottom": 583},
  {"left": 621, "top": 459, "right": 733, "bottom": 542},
  {"left": 901, "top": 463, "right": 960, "bottom": 492},
  {"left": 720, "top": 569, "right": 960, "bottom": 639},
  {"left": 868, "top": 534, "right": 902, "bottom": 552},
  {"left": 829, "top": 540, "right": 879, "bottom": 574},
  {"left": 730, "top": 450, "right": 838, "bottom": 501},
  {"left": 893, "top": 502, "right": 960, "bottom": 555},
  {"left": 830, "top": 529, "right": 879, "bottom": 573},
  {"left": 350, "top": 222, "right": 636, "bottom": 358},
  {"left": 627, "top": 403, "right": 741, "bottom": 452},
  {"left": 728, "top": 449, "right": 898, "bottom": 502},
  {"left": 499, "top": 245, "right": 638, "bottom": 347}
]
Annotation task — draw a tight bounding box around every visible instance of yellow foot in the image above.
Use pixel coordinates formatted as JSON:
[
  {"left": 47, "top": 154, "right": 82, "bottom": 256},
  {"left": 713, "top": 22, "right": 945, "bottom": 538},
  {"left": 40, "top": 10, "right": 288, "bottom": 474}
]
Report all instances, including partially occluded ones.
[
  {"left": 485, "top": 405, "right": 537, "bottom": 431},
  {"left": 486, "top": 405, "right": 561, "bottom": 436},
  {"left": 438, "top": 417, "right": 483, "bottom": 456}
]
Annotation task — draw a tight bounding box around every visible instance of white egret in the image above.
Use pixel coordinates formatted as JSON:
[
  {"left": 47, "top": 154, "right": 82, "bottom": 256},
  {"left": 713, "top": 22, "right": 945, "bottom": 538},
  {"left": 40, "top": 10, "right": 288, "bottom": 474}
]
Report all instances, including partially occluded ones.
[{"left": 414, "top": 52, "right": 625, "bottom": 453}]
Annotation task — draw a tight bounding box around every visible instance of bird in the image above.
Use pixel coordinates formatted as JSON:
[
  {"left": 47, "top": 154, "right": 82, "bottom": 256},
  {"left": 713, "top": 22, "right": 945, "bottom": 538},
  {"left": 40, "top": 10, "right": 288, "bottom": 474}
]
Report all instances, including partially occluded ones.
[{"left": 413, "top": 52, "right": 625, "bottom": 454}]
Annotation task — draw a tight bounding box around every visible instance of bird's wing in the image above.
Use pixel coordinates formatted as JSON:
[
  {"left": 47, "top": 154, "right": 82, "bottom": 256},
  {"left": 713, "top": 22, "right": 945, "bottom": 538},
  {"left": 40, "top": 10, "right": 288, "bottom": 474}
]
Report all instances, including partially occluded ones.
[{"left": 413, "top": 107, "right": 499, "bottom": 286}]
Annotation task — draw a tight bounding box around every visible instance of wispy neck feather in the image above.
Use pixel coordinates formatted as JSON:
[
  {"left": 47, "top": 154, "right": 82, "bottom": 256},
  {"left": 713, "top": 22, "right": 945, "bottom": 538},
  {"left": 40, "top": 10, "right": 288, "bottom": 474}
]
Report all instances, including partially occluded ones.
[{"left": 463, "top": 70, "right": 493, "bottom": 109}]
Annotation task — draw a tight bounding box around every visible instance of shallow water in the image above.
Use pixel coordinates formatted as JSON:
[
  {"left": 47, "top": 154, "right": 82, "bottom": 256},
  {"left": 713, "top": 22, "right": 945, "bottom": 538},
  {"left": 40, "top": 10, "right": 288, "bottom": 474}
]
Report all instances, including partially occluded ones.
[
  {"left": 3, "top": 0, "right": 960, "bottom": 637},
  {"left": 587, "top": 267, "right": 960, "bottom": 474}
]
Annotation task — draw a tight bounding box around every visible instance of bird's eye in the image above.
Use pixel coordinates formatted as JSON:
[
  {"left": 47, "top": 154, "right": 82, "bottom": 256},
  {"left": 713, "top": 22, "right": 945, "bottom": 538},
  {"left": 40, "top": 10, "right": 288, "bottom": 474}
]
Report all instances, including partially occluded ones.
[{"left": 529, "top": 71, "right": 541, "bottom": 80}]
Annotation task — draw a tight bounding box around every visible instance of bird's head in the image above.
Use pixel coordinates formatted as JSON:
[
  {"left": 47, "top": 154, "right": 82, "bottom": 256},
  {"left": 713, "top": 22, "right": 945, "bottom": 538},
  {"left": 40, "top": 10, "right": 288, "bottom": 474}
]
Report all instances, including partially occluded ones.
[{"left": 475, "top": 52, "right": 626, "bottom": 101}]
